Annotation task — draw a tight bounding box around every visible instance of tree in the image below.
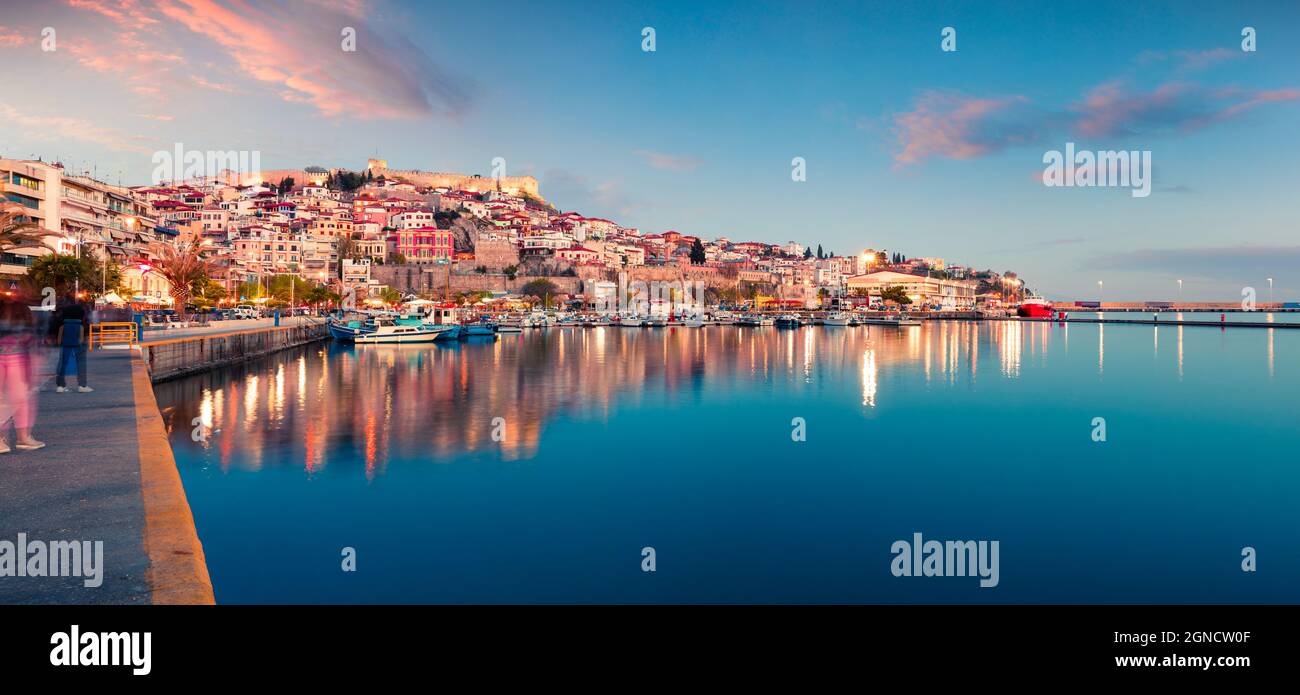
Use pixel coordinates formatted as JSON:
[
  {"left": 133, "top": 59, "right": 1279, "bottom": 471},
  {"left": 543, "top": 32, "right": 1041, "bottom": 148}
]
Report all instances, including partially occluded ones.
[
  {"left": 521, "top": 278, "right": 559, "bottom": 308},
  {"left": 880, "top": 285, "right": 912, "bottom": 305},
  {"left": 503, "top": 264, "right": 518, "bottom": 281},
  {"left": 191, "top": 278, "right": 228, "bottom": 310},
  {"left": 803, "top": 247, "right": 813, "bottom": 260},
  {"left": 379, "top": 286, "right": 402, "bottom": 306},
  {"left": 306, "top": 285, "right": 338, "bottom": 308},
  {"left": 155, "top": 242, "right": 211, "bottom": 318},
  {"left": 689, "top": 238, "right": 707, "bottom": 264},
  {"left": 265, "top": 274, "right": 314, "bottom": 306},
  {"left": 27, "top": 253, "right": 122, "bottom": 298},
  {"left": 816, "top": 244, "right": 824, "bottom": 259},
  {"left": 276, "top": 177, "right": 295, "bottom": 196},
  {"left": 1, "top": 204, "right": 47, "bottom": 251}
]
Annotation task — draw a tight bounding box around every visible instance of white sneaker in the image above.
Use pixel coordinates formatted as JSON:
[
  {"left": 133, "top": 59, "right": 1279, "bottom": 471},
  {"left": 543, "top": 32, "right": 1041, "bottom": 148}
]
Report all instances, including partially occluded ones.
[
  {"left": 78, "top": 386, "right": 94, "bottom": 393},
  {"left": 55, "top": 386, "right": 68, "bottom": 393}
]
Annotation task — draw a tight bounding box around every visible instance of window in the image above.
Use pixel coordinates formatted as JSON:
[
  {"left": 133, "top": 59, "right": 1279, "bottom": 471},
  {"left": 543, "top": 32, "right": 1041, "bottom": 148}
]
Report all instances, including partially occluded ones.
[
  {"left": 3, "top": 192, "right": 40, "bottom": 209},
  {"left": 10, "top": 173, "right": 42, "bottom": 191}
]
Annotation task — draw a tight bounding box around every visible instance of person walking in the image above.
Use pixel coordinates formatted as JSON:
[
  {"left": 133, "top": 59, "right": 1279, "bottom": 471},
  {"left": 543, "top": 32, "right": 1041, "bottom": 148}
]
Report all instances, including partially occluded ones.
[
  {"left": 54, "top": 296, "right": 93, "bottom": 393},
  {"left": 0, "top": 295, "right": 45, "bottom": 453}
]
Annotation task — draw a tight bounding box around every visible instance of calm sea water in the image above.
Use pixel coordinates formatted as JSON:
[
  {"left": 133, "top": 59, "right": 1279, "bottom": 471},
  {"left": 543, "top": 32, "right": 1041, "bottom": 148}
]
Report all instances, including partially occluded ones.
[
  {"left": 155, "top": 321, "right": 1300, "bottom": 603},
  {"left": 1073, "top": 311, "right": 1300, "bottom": 324}
]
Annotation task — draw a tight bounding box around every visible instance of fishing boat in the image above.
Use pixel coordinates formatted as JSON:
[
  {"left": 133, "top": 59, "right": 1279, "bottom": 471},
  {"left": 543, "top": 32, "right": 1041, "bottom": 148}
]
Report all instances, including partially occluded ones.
[
  {"left": 347, "top": 318, "right": 452, "bottom": 344},
  {"left": 328, "top": 316, "right": 372, "bottom": 340},
  {"left": 824, "top": 312, "right": 852, "bottom": 326},
  {"left": 775, "top": 314, "right": 802, "bottom": 328},
  {"left": 461, "top": 323, "right": 497, "bottom": 338}
]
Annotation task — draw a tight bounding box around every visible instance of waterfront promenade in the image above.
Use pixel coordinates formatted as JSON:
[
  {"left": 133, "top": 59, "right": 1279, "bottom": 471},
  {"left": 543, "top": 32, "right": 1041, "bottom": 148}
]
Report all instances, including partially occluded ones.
[{"left": 0, "top": 347, "right": 214, "bottom": 604}]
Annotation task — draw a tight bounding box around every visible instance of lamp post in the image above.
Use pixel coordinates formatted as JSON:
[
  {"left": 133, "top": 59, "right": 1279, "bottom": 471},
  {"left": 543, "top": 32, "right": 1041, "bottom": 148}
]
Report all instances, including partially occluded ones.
[
  {"left": 1267, "top": 277, "right": 1273, "bottom": 305},
  {"left": 1177, "top": 279, "right": 1182, "bottom": 304},
  {"left": 1098, "top": 280, "right": 1103, "bottom": 307}
]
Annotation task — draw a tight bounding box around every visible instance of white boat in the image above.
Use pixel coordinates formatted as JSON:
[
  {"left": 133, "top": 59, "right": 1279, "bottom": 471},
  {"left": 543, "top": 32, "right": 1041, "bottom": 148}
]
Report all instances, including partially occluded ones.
[
  {"left": 711, "top": 311, "right": 737, "bottom": 325},
  {"left": 683, "top": 315, "right": 705, "bottom": 328},
  {"left": 824, "top": 312, "right": 852, "bottom": 326},
  {"left": 350, "top": 318, "right": 452, "bottom": 344},
  {"left": 619, "top": 315, "right": 644, "bottom": 327},
  {"left": 897, "top": 317, "right": 922, "bottom": 326},
  {"left": 757, "top": 315, "right": 775, "bottom": 326},
  {"left": 645, "top": 315, "right": 668, "bottom": 327}
]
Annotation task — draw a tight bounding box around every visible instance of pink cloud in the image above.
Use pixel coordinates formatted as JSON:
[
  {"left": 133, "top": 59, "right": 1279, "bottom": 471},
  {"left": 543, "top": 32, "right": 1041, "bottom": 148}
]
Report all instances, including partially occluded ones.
[
  {"left": 153, "top": 0, "right": 469, "bottom": 119},
  {"left": 66, "top": 0, "right": 160, "bottom": 27},
  {"left": 892, "top": 91, "right": 1040, "bottom": 165},
  {"left": 1072, "top": 81, "right": 1300, "bottom": 137},
  {"left": 0, "top": 25, "right": 32, "bottom": 47}
]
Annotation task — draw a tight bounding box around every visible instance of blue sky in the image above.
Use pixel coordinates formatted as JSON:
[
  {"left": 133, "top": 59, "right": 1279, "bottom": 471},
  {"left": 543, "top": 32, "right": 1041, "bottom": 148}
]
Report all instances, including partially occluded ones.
[{"left": 2, "top": 0, "right": 1297, "bottom": 300}]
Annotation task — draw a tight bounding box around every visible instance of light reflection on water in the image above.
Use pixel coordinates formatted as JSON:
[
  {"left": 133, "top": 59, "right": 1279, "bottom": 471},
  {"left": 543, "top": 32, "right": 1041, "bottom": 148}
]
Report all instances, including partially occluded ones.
[{"left": 154, "top": 322, "right": 1300, "bottom": 604}]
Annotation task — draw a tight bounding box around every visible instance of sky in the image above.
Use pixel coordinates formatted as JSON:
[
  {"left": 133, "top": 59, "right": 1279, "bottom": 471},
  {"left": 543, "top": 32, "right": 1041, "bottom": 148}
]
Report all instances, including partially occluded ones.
[{"left": 1, "top": 0, "right": 1297, "bottom": 301}]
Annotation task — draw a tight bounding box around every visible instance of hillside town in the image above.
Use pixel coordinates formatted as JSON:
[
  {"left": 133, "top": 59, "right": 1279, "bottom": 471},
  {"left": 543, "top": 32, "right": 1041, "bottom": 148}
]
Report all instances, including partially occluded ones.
[{"left": 1, "top": 155, "right": 1030, "bottom": 313}]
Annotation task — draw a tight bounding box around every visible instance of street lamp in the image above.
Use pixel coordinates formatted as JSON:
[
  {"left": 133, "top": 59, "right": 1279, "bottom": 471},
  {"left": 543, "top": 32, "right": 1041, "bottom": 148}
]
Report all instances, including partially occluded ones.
[
  {"left": 1097, "top": 280, "right": 1103, "bottom": 305},
  {"left": 1177, "top": 279, "right": 1182, "bottom": 303},
  {"left": 1267, "top": 278, "right": 1273, "bottom": 304}
]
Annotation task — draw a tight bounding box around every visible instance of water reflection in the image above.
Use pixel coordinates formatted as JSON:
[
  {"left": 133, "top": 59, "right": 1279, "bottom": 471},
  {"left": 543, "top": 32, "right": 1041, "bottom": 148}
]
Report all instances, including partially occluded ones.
[{"left": 155, "top": 321, "right": 1286, "bottom": 479}]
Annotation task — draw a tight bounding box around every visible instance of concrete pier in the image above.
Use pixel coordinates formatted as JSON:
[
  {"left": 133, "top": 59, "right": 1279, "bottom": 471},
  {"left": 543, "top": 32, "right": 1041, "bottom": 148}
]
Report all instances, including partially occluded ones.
[{"left": 0, "top": 350, "right": 213, "bottom": 604}]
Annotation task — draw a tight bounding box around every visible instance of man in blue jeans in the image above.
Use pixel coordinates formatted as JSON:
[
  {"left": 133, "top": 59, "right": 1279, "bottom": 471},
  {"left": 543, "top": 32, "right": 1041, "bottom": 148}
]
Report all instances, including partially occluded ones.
[{"left": 55, "top": 299, "right": 93, "bottom": 393}]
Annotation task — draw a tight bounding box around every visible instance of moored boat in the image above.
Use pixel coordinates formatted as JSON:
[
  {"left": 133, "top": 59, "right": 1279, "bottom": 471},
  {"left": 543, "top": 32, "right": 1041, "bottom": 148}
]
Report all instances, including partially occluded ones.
[
  {"left": 1016, "top": 296, "right": 1054, "bottom": 318},
  {"left": 348, "top": 319, "right": 452, "bottom": 344}
]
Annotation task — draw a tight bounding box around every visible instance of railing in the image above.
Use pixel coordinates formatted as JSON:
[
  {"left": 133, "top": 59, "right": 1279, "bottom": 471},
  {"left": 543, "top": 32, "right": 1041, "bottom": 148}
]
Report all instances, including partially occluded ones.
[{"left": 90, "top": 322, "right": 139, "bottom": 350}]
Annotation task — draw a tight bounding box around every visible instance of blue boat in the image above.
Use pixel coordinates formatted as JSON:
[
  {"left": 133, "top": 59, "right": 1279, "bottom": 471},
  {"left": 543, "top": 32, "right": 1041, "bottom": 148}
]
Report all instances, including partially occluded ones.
[
  {"left": 775, "top": 314, "right": 802, "bottom": 328},
  {"left": 461, "top": 324, "right": 497, "bottom": 338}
]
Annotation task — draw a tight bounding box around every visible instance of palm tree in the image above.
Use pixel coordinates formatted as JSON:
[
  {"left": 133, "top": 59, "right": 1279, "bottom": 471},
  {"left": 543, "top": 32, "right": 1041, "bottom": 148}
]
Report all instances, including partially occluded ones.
[
  {"left": 0, "top": 203, "right": 47, "bottom": 251},
  {"left": 155, "top": 242, "right": 211, "bottom": 319}
]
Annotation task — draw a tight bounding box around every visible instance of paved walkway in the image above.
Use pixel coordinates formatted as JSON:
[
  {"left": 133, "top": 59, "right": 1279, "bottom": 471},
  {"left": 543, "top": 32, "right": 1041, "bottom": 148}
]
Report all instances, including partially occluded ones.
[{"left": 0, "top": 347, "right": 213, "bottom": 604}]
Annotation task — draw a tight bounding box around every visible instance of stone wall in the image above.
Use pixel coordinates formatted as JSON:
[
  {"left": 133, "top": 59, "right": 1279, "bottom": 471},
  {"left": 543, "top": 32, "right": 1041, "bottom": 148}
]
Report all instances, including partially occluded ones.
[{"left": 143, "top": 323, "right": 329, "bottom": 382}]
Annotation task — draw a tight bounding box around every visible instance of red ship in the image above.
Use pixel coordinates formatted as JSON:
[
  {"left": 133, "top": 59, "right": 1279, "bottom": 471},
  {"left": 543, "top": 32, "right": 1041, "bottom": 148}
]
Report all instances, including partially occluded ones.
[{"left": 1016, "top": 296, "right": 1054, "bottom": 318}]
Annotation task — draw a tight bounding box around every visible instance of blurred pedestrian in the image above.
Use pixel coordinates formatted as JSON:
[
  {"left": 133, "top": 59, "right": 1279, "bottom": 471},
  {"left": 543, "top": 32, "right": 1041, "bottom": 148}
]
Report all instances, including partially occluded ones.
[
  {"left": 0, "top": 294, "right": 44, "bottom": 453},
  {"left": 54, "top": 295, "right": 93, "bottom": 393}
]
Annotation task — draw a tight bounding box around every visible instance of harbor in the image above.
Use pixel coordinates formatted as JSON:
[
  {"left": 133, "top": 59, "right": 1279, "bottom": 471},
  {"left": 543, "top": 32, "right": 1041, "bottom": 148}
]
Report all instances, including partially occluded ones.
[{"left": 142, "top": 317, "right": 1297, "bottom": 603}]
